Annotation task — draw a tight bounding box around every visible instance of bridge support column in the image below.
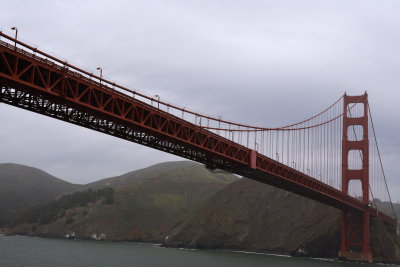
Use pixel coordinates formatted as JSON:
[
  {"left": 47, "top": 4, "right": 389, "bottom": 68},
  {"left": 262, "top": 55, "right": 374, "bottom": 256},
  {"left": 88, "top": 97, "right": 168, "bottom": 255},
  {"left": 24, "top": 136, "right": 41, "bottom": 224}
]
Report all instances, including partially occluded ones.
[{"left": 339, "top": 93, "right": 372, "bottom": 263}]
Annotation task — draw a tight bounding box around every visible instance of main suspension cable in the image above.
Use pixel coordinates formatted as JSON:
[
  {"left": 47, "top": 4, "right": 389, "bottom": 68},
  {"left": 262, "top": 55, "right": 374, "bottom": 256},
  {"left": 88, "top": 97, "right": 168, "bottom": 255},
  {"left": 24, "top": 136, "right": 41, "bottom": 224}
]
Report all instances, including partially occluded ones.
[{"left": 368, "top": 104, "right": 397, "bottom": 219}]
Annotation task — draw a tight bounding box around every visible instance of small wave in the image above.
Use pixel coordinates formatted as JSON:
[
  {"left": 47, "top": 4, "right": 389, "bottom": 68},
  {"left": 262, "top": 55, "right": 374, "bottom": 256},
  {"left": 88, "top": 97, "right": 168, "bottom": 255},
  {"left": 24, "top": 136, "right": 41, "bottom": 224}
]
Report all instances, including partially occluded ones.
[
  {"left": 310, "top": 257, "right": 336, "bottom": 262},
  {"left": 264, "top": 253, "right": 291, "bottom": 258},
  {"left": 178, "top": 247, "right": 197, "bottom": 251},
  {"left": 216, "top": 249, "right": 291, "bottom": 258}
]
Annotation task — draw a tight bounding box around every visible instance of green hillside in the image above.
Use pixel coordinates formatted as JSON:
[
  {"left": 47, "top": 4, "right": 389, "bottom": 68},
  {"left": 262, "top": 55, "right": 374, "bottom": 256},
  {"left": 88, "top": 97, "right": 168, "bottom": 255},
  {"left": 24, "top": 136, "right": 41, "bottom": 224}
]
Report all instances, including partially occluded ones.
[
  {"left": 7, "top": 161, "right": 238, "bottom": 241},
  {"left": 85, "top": 161, "right": 236, "bottom": 189},
  {"left": 0, "top": 163, "right": 81, "bottom": 225}
]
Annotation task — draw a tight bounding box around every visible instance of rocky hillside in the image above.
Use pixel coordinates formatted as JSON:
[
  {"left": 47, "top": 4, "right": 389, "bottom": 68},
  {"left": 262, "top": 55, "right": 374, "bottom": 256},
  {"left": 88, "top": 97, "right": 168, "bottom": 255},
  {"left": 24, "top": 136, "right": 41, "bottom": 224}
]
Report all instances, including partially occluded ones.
[
  {"left": 7, "top": 161, "right": 238, "bottom": 241},
  {"left": 163, "top": 178, "right": 400, "bottom": 263},
  {"left": 0, "top": 163, "right": 81, "bottom": 225}
]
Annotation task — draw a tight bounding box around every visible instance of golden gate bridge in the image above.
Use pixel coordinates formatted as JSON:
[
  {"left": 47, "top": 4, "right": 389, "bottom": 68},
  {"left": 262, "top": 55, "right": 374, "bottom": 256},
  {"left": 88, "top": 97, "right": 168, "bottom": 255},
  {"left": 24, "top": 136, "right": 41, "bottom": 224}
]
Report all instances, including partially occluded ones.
[{"left": 0, "top": 31, "right": 397, "bottom": 262}]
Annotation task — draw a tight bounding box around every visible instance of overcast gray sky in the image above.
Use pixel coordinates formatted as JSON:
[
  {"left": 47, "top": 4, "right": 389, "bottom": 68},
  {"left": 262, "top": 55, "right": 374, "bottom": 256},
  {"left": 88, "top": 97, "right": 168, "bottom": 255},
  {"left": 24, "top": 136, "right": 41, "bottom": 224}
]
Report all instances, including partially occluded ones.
[{"left": 1, "top": 1, "right": 399, "bottom": 200}]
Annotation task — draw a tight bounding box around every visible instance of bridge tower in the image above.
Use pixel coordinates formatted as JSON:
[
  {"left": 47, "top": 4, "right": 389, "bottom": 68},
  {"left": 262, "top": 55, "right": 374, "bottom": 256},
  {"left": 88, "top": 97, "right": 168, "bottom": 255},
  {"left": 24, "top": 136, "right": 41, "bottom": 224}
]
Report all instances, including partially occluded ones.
[{"left": 339, "top": 93, "right": 372, "bottom": 262}]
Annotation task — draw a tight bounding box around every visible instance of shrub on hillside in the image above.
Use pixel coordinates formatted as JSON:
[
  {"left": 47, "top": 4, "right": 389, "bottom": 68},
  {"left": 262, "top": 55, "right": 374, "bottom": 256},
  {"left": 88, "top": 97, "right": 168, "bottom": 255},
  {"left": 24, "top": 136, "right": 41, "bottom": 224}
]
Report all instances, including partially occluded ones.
[{"left": 6, "top": 187, "right": 114, "bottom": 227}]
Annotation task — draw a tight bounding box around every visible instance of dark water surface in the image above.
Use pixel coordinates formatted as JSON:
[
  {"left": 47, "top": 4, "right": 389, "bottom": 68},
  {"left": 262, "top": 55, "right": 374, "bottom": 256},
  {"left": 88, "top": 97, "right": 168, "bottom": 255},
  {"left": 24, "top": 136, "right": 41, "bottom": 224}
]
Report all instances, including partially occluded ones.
[{"left": 0, "top": 235, "right": 387, "bottom": 266}]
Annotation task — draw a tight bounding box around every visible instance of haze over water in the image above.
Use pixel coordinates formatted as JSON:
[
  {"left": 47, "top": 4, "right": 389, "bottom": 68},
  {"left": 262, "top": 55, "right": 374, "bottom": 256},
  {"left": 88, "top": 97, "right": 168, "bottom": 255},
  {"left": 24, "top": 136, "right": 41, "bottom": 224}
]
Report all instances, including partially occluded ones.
[{"left": 0, "top": 235, "right": 380, "bottom": 267}]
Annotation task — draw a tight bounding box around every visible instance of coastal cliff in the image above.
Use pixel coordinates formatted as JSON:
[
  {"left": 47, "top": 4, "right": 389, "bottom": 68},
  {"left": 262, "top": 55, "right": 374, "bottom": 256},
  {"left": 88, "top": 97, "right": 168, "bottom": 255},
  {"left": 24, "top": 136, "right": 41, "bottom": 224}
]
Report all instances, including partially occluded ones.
[{"left": 162, "top": 178, "right": 400, "bottom": 263}]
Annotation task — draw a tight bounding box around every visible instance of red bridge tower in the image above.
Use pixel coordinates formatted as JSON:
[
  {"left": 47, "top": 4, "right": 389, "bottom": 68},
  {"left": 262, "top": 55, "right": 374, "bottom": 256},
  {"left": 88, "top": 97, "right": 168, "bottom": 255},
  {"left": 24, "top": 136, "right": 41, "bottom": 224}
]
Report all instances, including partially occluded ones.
[{"left": 339, "top": 93, "right": 372, "bottom": 262}]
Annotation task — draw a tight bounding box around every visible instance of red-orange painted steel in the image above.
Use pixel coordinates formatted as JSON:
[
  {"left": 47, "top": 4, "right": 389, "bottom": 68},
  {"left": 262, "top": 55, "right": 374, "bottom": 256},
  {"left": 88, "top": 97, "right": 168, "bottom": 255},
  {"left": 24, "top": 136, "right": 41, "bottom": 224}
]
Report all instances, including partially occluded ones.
[
  {"left": 0, "top": 35, "right": 395, "bottom": 236},
  {"left": 339, "top": 93, "right": 372, "bottom": 262},
  {"left": 250, "top": 150, "right": 257, "bottom": 169}
]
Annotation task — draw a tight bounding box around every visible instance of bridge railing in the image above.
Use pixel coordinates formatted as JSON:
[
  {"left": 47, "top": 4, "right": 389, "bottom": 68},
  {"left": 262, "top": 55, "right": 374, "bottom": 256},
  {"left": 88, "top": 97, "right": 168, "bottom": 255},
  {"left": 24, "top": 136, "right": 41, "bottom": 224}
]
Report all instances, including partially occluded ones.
[{"left": 0, "top": 33, "right": 258, "bottom": 156}]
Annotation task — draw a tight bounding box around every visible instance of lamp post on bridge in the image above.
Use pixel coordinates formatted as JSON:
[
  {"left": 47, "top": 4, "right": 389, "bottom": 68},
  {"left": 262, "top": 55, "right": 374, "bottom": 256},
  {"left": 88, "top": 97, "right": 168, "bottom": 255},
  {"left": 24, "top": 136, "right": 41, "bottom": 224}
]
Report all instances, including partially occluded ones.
[
  {"left": 154, "top": 94, "right": 160, "bottom": 109},
  {"left": 11, "top": 27, "right": 18, "bottom": 48},
  {"left": 96, "top": 67, "right": 103, "bottom": 84}
]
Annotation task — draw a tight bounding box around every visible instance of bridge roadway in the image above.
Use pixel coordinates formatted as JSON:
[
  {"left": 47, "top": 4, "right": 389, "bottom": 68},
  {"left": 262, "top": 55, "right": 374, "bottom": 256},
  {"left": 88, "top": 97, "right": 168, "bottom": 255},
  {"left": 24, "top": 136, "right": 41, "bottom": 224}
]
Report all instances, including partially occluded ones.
[{"left": 0, "top": 33, "right": 395, "bottom": 226}]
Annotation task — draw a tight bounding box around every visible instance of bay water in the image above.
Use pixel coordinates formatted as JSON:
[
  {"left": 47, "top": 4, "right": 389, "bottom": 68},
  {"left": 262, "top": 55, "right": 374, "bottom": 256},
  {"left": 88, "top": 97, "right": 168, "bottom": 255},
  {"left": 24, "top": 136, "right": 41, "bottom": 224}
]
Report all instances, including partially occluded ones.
[{"left": 0, "top": 235, "right": 385, "bottom": 266}]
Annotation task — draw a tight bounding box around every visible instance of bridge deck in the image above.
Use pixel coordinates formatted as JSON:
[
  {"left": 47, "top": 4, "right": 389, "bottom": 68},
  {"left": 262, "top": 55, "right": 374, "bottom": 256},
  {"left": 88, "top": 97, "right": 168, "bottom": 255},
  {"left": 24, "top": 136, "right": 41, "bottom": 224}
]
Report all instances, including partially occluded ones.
[{"left": 0, "top": 33, "right": 395, "bottom": 226}]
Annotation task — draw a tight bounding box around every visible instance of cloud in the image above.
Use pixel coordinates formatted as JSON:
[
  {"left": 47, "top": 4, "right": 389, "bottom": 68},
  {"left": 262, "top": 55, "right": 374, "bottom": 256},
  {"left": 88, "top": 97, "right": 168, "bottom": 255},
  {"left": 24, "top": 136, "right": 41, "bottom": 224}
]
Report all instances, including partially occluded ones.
[{"left": 1, "top": 0, "right": 399, "bottom": 200}]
